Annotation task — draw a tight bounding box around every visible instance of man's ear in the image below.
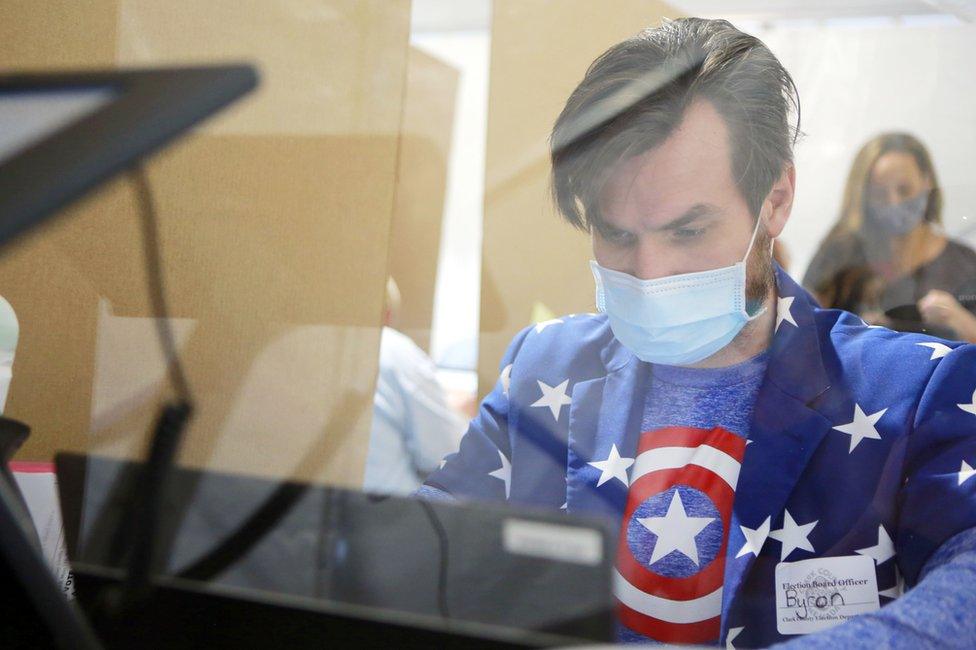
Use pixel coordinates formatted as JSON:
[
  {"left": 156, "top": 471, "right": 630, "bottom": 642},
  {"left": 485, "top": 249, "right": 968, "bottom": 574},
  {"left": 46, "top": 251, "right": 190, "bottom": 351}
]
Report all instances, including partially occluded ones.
[{"left": 764, "top": 164, "right": 795, "bottom": 238}]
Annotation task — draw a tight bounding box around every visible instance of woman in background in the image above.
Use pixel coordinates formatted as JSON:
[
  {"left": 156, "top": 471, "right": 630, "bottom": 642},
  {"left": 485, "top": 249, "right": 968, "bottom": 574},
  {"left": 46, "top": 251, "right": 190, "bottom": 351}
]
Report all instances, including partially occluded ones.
[{"left": 803, "top": 132, "right": 976, "bottom": 342}]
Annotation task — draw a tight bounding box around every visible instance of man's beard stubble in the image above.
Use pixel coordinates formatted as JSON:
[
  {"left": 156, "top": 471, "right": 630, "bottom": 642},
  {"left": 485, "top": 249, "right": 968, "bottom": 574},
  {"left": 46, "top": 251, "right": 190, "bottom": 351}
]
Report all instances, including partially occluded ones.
[{"left": 745, "top": 227, "right": 776, "bottom": 308}]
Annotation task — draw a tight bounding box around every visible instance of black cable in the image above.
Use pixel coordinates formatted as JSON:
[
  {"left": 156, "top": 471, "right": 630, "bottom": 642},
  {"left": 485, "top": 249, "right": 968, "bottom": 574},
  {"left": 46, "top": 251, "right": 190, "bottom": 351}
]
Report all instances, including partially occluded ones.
[
  {"left": 111, "top": 167, "right": 194, "bottom": 612},
  {"left": 119, "top": 401, "right": 191, "bottom": 605},
  {"left": 129, "top": 166, "right": 192, "bottom": 403},
  {"left": 417, "top": 499, "right": 450, "bottom": 619},
  {"left": 176, "top": 482, "right": 307, "bottom": 581}
]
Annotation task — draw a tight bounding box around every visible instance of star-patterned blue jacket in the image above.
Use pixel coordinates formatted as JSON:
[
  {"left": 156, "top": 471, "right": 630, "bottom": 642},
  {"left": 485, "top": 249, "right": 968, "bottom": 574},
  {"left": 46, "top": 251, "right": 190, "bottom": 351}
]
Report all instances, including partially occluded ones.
[{"left": 421, "top": 266, "right": 976, "bottom": 647}]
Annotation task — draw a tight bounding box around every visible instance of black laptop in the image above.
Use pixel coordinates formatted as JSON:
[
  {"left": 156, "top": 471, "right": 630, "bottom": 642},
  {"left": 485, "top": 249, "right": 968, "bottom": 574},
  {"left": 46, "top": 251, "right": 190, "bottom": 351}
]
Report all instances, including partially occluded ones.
[{"left": 55, "top": 453, "right": 617, "bottom": 646}]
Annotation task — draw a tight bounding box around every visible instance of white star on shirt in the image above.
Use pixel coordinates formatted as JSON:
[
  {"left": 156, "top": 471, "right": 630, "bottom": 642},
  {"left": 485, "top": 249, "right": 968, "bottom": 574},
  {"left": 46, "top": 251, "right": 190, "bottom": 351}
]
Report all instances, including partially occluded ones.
[
  {"left": 775, "top": 296, "right": 798, "bottom": 332},
  {"left": 833, "top": 404, "right": 887, "bottom": 453},
  {"left": 916, "top": 342, "right": 953, "bottom": 360},
  {"left": 588, "top": 443, "right": 634, "bottom": 487},
  {"left": 726, "top": 626, "right": 744, "bottom": 650},
  {"left": 855, "top": 524, "right": 896, "bottom": 565},
  {"left": 957, "top": 389, "right": 976, "bottom": 416},
  {"left": 488, "top": 449, "right": 511, "bottom": 499},
  {"left": 500, "top": 364, "right": 513, "bottom": 396},
  {"left": 531, "top": 379, "right": 573, "bottom": 421},
  {"left": 736, "top": 516, "right": 771, "bottom": 558},
  {"left": 960, "top": 460, "right": 976, "bottom": 486},
  {"left": 534, "top": 318, "right": 563, "bottom": 333},
  {"left": 639, "top": 490, "right": 715, "bottom": 566},
  {"left": 769, "top": 510, "right": 818, "bottom": 561}
]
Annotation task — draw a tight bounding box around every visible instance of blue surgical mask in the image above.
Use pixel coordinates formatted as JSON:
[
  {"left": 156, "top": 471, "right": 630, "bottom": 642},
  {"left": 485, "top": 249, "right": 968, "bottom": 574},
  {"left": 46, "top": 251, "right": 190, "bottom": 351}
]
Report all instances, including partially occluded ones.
[
  {"left": 591, "top": 218, "right": 767, "bottom": 366},
  {"left": 866, "top": 191, "right": 929, "bottom": 236}
]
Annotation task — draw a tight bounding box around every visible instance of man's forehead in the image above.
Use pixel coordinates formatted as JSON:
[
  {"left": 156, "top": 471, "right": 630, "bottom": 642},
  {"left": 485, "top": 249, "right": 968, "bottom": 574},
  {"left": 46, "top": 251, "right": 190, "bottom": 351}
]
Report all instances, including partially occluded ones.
[{"left": 599, "top": 100, "right": 737, "bottom": 226}]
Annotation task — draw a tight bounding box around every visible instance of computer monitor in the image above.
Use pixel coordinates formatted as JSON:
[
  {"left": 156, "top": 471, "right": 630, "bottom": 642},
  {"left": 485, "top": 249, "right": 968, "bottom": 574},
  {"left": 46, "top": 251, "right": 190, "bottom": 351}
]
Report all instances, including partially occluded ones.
[{"left": 56, "top": 452, "right": 617, "bottom": 645}]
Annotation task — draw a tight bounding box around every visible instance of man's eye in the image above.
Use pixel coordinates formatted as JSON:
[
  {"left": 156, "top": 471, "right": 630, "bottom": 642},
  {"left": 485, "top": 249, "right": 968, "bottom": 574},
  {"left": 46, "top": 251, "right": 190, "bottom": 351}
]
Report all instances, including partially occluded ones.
[
  {"left": 602, "top": 227, "right": 635, "bottom": 245},
  {"left": 673, "top": 227, "right": 706, "bottom": 240}
]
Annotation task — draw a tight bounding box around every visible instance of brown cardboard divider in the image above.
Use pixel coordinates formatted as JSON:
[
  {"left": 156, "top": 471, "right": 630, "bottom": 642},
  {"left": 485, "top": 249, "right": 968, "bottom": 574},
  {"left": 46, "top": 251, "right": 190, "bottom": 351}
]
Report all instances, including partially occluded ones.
[
  {"left": 2, "top": 133, "right": 403, "bottom": 486},
  {"left": 0, "top": 1, "right": 414, "bottom": 488}
]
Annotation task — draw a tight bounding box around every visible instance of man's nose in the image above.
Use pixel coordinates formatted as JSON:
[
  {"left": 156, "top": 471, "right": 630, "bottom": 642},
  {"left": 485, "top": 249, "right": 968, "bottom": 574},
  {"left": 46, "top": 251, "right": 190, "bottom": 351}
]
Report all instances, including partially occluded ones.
[{"left": 632, "top": 239, "right": 674, "bottom": 281}]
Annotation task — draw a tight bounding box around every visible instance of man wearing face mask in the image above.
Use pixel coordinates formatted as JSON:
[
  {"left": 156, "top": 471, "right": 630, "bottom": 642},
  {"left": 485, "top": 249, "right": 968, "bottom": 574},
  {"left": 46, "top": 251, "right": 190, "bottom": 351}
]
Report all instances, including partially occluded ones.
[{"left": 418, "top": 18, "right": 976, "bottom": 648}]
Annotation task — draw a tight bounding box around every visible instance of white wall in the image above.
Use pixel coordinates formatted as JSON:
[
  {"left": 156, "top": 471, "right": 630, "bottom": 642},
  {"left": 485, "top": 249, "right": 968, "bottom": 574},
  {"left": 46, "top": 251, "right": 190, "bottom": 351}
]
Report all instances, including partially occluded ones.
[{"left": 410, "top": 29, "right": 490, "bottom": 373}]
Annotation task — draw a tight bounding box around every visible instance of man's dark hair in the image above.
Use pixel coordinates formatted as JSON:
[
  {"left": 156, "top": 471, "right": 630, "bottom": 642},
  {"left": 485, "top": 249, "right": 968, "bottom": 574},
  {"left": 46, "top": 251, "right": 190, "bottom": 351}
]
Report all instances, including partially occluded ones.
[{"left": 550, "top": 17, "right": 801, "bottom": 231}]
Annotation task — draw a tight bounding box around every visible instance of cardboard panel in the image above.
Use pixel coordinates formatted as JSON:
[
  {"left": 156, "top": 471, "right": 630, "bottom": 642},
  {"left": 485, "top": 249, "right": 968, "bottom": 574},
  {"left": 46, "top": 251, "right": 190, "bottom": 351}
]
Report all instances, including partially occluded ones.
[
  {"left": 0, "top": 1, "right": 411, "bottom": 486},
  {"left": 114, "top": 0, "right": 410, "bottom": 137},
  {"left": 388, "top": 48, "right": 459, "bottom": 352},
  {"left": 479, "top": 1, "right": 680, "bottom": 398},
  {"left": 0, "top": 2, "right": 119, "bottom": 69}
]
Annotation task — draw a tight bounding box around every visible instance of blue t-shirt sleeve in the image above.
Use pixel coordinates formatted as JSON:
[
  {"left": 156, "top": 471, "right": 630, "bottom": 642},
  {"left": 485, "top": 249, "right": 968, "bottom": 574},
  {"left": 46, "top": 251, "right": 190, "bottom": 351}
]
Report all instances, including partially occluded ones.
[{"left": 414, "top": 484, "right": 456, "bottom": 502}]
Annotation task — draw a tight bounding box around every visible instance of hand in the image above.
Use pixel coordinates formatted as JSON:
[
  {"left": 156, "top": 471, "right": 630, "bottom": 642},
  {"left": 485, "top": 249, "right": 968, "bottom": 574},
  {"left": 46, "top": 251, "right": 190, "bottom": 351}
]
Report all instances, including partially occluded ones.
[
  {"left": 918, "top": 289, "right": 976, "bottom": 342},
  {"left": 447, "top": 390, "right": 477, "bottom": 420}
]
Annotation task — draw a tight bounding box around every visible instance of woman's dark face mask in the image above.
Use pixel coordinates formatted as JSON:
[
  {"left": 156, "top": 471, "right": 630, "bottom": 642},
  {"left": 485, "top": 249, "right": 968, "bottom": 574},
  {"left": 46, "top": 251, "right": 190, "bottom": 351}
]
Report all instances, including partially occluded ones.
[{"left": 866, "top": 191, "right": 929, "bottom": 236}]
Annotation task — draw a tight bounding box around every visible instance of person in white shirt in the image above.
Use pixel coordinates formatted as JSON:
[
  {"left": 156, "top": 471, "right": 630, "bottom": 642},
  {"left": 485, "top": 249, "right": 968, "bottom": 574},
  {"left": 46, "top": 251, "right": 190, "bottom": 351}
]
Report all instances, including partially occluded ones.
[{"left": 363, "top": 278, "right": 465, "bottom": 495}]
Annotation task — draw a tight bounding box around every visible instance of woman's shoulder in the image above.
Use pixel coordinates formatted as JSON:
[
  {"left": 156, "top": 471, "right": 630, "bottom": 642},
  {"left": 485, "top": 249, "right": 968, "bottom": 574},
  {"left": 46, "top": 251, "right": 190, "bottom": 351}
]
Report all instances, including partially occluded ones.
[
  {"left": 940, "top": 238, "right": 976, "bottom": 269},
  {"left": 930, "top": 239, "right": 976, "bottom": 297}
]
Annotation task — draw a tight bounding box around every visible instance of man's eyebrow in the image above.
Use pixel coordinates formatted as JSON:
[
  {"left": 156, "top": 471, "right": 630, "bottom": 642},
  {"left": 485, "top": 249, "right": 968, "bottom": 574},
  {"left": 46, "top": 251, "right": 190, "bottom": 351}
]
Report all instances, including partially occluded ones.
[{"left": 656, "top": 203, "right": 723, "bottom": 231}]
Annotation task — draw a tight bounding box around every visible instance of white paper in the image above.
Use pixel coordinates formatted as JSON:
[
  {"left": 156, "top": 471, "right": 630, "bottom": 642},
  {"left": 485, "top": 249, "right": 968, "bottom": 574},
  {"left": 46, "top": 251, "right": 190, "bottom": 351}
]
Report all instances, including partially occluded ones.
[
  {"left": 11, "top": 464, "right": 75, "bottom": 599},
  {"left": 775, "top": 555, "right": 879, "bottom": 635}
]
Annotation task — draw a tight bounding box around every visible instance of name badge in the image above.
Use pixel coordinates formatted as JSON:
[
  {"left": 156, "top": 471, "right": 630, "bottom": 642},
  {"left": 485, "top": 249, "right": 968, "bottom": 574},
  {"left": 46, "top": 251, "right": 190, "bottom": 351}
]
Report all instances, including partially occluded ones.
[{"left": 775, "top": 555, "right": 879, "bottom": 635}]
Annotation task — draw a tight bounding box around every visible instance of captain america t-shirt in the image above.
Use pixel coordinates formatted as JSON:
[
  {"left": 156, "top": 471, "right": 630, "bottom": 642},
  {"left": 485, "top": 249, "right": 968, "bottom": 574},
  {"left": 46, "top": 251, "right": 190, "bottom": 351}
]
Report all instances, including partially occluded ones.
[{"left": 618, "top": 350, "right": 769, "bottom": 645}]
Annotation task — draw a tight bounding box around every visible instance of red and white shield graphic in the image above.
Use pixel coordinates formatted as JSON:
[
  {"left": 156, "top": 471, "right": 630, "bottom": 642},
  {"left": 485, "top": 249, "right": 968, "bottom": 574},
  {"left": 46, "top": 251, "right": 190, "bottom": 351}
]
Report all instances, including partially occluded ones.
[{"left": 615, "top": 426, "right": 746, "bottom": 644}]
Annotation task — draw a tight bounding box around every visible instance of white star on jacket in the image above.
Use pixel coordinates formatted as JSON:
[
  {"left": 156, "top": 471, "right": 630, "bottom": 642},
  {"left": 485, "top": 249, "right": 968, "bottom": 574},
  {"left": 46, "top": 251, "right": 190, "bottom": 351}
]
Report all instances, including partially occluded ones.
[
  {"left": 639, "top": 490, "right": 715, "bottom": 566},
  {"left": 488, "top": 449, "right": 511, "bottom": 499},
  {"left": 588, "top": 443, "right": 634, "bottom": 487},
  {"left": 916, "top": 342, "right": 953, "bottom": 360},
  {"left": 833, "top": 403, "right": 887, "bottom": 452},
  {"left": 861, "top": 318, "right": 886, "bottom": 329},
  {"left": 534, "top": 318, "right": 563, "bottom": 334},
  {"left": 726, "top": 626, "right": 744, "bottom": 650},
  {"left": 960, "top": 460, "right": 976, "bottom": 486},
  {"left": 737, "top": 516, "right": 771, "bottom": 558},
  {"left": 500, "top": 364, "right": 513, "bottom": 396},
  {"left": 776, "top": 296, "right": 798, "bottom": 332},
  {"left": 531, "top": 379, "right": 573, "bottom": 420},
  {"left": 769, "top": 510, "right": 818, "bottom": 560},
  {"left": 958, "top": 389, "right": 976, "bottom": 416},
  {"left": 855, "top": 524, "right": 896, "bottom": 564}
]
